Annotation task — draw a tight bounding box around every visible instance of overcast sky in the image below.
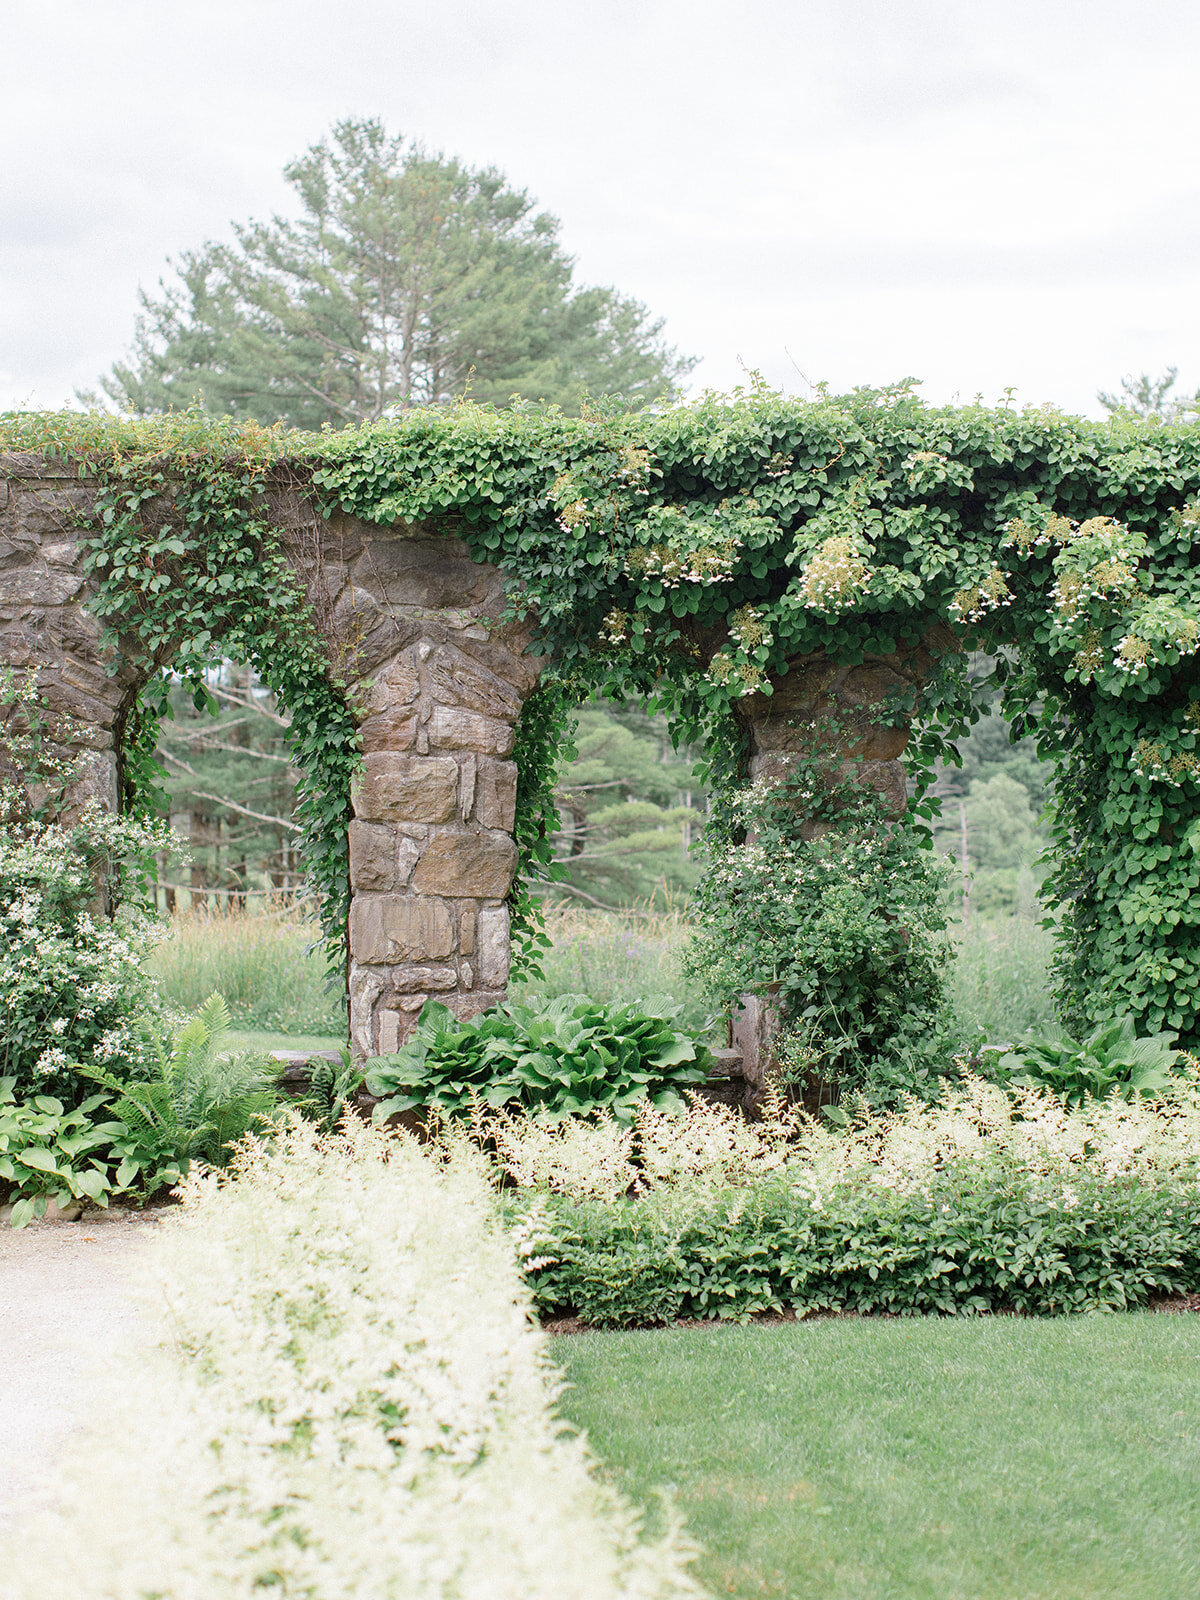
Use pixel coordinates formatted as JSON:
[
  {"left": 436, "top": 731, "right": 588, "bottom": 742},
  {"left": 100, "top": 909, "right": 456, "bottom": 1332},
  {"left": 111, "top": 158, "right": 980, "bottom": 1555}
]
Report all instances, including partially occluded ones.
[{"left": 3, "top": 0, "right": 1198, "bottom": 418}]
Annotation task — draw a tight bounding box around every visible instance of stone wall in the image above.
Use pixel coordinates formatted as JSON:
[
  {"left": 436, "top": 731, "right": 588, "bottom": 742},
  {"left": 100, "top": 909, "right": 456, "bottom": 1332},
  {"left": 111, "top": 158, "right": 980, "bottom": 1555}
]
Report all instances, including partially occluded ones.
[{"left": 0, "top": 454, "right": 142, "bottom": 816}]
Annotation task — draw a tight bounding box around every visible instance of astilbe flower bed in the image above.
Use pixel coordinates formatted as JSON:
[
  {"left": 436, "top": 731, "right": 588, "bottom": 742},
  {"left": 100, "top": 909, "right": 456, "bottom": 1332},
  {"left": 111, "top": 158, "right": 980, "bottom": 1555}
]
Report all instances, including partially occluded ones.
[
  {"left": 0, "top": 1118, "right": 704, "bottom": 1600},
  {"left": 455, "top": 1079, "right": 1200, "bottom": 1326}
]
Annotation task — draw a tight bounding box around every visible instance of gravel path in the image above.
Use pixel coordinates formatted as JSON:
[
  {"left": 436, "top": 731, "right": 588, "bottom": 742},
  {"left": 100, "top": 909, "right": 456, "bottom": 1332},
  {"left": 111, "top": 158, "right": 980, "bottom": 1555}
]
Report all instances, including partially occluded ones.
[{"left": 0, "top": 1212, "right": 154, "bottom": 1528}]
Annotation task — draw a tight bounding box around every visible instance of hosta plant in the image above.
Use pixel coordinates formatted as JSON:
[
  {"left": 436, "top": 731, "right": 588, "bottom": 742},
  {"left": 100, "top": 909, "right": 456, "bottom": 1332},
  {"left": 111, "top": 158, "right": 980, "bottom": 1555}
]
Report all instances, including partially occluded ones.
[
  {"left": 999, "top": 1015, "right": 1183, "bottom": 1106},
  {"left": 363, "top": 994, "right": 711, "bottom": 1123},
  {"left": 0, "top": 1078, "right": 123, "bottom": 1227}
]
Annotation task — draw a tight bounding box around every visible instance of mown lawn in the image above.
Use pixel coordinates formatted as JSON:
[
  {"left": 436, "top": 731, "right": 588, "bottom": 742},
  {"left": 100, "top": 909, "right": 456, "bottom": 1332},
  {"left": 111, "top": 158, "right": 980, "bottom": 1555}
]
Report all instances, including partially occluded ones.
[{"left": 553, "top": 1315, "right": 1200, "bottom": 1600}]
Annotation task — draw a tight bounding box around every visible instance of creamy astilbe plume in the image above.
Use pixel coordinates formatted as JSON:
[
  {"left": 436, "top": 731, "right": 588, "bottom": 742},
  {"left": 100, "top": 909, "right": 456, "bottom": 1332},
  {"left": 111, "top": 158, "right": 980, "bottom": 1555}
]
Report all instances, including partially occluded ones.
[
  {"left": 479, "top": 1075, "right": 1200, "bottom": 1202},
  {"left": 0, "top": 1118, "right": 704, "bottom": 1600}
]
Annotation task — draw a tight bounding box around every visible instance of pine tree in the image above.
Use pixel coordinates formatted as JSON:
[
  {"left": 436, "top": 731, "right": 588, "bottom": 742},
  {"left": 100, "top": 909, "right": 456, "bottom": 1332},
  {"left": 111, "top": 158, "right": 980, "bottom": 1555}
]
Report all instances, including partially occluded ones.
[{"left": 95, "top": 119, "right": 694, "bottom": 426}]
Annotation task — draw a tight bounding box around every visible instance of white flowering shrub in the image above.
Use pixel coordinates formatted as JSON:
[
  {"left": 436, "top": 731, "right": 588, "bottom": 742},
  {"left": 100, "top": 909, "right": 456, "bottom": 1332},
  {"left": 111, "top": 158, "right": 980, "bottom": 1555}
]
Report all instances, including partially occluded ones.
[
  {"left": 494, "top": 1078, "right": 1200, "bottom": 1323},
  {"left": 0, "top": 1118, "right": 705, "bottom": 1600},
  {"left": 0, "top": 806, "right": 171, "bottom": 1099}
]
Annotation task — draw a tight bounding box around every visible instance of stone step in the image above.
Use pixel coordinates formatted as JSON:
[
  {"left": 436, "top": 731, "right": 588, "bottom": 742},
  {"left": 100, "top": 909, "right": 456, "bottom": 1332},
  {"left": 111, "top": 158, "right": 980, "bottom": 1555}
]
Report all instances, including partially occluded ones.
[
  {"left": 706, "top": 1046, "right": 746, "bottom": 1081},
  {"left": 269, "top": 1051, "right": 342, "bottom": 1095}
]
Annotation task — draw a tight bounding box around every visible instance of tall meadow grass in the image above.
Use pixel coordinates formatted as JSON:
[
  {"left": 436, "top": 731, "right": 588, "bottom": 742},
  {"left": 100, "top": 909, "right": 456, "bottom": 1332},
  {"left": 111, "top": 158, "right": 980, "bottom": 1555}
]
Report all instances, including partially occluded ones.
[
  {"left": 512, "top": 907, "right": 715, "bottom": 1036},
  {"left": 148, "top": 902, "right": 1058, "bottom": 1052},
  {"left": 948, "top": 914, "right": 1057, "bottom": 1044},
  {"left": 148, "top": 902, "right": 345, "bottom": 1036}
]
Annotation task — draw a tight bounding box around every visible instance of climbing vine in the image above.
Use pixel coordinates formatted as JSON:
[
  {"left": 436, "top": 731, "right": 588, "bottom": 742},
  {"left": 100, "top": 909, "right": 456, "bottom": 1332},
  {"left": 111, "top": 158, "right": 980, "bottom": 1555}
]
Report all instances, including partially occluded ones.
[{"left": 5, "top": 385, "right": 1200, "bottom": 1045}]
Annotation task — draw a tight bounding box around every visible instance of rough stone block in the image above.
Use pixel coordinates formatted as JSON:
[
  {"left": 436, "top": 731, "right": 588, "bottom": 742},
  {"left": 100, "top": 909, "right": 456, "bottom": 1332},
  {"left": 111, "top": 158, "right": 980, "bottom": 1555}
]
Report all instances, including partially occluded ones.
[
  {"left": 477, "top": 904, "right": 511, "bottom": 989},
  {"left": 385, "top": 963, "right": 458, "bottom": 994},
  {"left": 396, "top": 835, "right": 421, "bottom": 885},
  {"left": 844, "top": 725, "right": 909, "bottom": 761},
  {"left": 440, "top": 989, "right": 507, "bottom": 1025},
  {"left": 428, "top": 644, "right": 524, "bottom": 721},
  {"left": 456, "top": 753, "right": 477, "bottom": 820},
  {"left": 731, "top": 989, "right": 782, "bottom": 1087},
  {"left": 428, "top": 704, "right": 514, "bottom": 757},
  {"left": 836, "top": 756, "right": 908, "bottom": 818},
  {"left": 459, "top": 908, "right": 476, "bottom": 955},
  {"left": 409, "top": 829, "right": 518, "bottom": 899},
  {"left": 353, "top": 536, "right": 502, "bottom": 612},
  {"left": 356, "top": 654, "right": 418, "bottom": 715},
  {"left": 358, "top": 709, "right": 419, "bottom": 754},
  {"left": 472, "top": 757, "right": 518, "bottom": 830},
  {"left": 377, "top": 1008, "right": 405, "bottom": 1054},
  {"left": 0, "top": 567, "right": 85, "bottom": 604},
  {"left": 348, "top": 820, "right": 396, "bottom": 891},
  {"left": 352, "top": 752, "right": 458, "bottom": 823},
  {"left": 349, "top": 965, "right": 384, "bottom": 1056},
  {"left": 349, "top": 894, "right": 455, "bottom": 964}
]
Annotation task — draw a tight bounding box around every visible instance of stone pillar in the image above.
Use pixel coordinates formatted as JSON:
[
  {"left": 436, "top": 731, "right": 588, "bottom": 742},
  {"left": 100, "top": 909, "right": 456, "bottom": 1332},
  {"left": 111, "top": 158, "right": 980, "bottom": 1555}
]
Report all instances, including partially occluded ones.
[
  {"left": 314, "top": 521, "right": 544, "bottom": 1059},
  {"left": 735, "top": 651, "right": 932, "bottom": 826}
]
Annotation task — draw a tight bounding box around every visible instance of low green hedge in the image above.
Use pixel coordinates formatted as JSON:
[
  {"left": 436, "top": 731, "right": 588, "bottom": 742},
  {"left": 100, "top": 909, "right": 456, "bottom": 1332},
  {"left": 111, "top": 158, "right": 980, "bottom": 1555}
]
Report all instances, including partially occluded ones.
[{"left": 512, "top": 1162, "right": 1200, "bottom": 1324}]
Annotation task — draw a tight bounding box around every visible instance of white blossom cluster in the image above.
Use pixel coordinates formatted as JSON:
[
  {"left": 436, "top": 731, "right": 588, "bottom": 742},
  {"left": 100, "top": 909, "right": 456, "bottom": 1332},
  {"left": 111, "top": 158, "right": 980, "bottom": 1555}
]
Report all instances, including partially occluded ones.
[
  {"left": 625, "top": 538, "right": 742, "bottom": 589},
  {"left": 1129, "top": 737, "right": 1200, "bottom": 787},
  {"left": 948, "top": 563, "right": 1013, "bottom": 625},
  {"left": 797, "top": 535, "right": 872, "bottom": 612},
  {"left": 1110, "top": 597, "right": 1200, "bottom": 681},
  {"left": 703, "top": 652, "right": 764, "bottom": 695},
  {"left": 0, "top": 1118, "right": 705, "bottom": 1600},
  {"left": 1047, "top": 519, "right": 1144, "bottom": 631}
]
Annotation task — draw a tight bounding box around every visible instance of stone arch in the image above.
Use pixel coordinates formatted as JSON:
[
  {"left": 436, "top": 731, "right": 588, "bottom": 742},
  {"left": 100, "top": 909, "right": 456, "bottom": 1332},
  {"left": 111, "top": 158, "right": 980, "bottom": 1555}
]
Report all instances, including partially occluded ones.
[
  {"left": 0, "top": 448, "right": 963, "bottom": 1073},
  {"left": 0, "top": 453, "right": 548, "bottom": 1058}
]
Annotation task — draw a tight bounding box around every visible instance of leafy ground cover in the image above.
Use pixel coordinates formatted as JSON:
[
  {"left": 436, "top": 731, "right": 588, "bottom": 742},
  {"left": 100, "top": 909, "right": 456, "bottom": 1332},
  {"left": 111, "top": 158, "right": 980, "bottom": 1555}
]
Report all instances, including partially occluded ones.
[
  {"left": 555, "top": 1316, "right": 1200, "bottom": 1600},
  {"left": 364, "top": 995, "right": 710, "bottom": 1121}
]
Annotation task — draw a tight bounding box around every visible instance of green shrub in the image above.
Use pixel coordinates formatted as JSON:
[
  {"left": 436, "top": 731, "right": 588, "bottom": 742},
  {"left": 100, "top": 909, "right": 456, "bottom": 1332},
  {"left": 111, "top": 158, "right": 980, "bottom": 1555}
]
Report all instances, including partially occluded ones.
[
  {"left": 999, "top": 1014, "right": 1183, "bottom": 1105},
  {"left": 686, "top": 773, "right": 953, "bottom": 1097},
  {"left": 363, "top": 995, "right": 711, "bottom": 1123},
  {"left": 296, "top": 1050, "right": 360, "bottom": 1134},
  {"left": 518, "top": 1164, "right": 1200, "bottom": 1325},
  {"left": 468, "top": 1078, "right": 1200, "bottom": 1324},
  {"left": 0, "top": 1078, "right": 123, "bottom": 1227}
]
